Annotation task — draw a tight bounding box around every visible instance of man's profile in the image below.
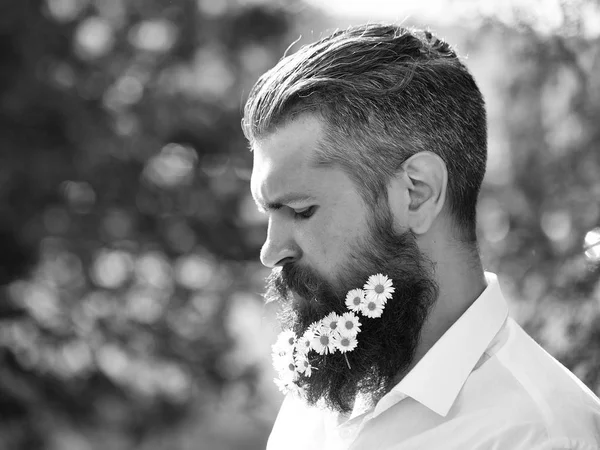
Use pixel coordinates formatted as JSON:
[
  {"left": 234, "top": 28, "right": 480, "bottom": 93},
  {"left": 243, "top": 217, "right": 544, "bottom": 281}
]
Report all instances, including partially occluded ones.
[{"left": 241, "top": 24, "right": 600, "bottom": 450}]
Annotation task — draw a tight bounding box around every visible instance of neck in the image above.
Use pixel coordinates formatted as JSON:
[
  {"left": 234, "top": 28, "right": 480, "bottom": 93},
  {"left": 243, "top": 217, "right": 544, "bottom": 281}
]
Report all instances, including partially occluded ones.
[{"left": 397, "top": 240, "right": 487, "bottom": 383}]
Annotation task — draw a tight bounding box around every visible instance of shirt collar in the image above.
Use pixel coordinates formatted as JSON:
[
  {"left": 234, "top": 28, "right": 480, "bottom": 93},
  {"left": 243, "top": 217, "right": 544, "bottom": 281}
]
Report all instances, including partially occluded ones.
[{"left": 373, "top": 272, "right": 509, "bottom": 418}]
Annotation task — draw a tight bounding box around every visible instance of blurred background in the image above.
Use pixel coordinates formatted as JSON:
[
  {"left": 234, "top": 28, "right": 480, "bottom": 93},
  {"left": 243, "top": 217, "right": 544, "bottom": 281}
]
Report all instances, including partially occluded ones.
[{"left": 1, "top": 0, "right": 599, "bottom": 448}]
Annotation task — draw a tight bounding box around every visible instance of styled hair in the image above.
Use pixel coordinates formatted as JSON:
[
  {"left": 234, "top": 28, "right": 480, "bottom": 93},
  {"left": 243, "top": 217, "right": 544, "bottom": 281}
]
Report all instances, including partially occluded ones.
[{"left": 242, "top": 24, "right": 487, "bottom": 242}]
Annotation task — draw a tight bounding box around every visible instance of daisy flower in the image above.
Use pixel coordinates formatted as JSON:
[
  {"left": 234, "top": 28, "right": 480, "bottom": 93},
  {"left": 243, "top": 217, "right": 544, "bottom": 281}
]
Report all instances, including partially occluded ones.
[
  {"left": 339, "top": 312, "right": 361, "bottom": 337},
  {"left": 360, "top": 297, "right": 385, "bottom": 318},
  {"left": 274, "top": 377, "right": 302, "bottom": 396},
  {"left": 345, "top": 289, "right": 365, "bottom": 313},
  {"left": 296, "top": 329, "right": 315, "bottom": 354},
  {"left": 311, "top": 328, "right": 337, "bottom": 355},
  {"left": 272, "top": 331, "right": 296, "bottom": 360},
  {"left": 276, "top": 330, "right": 297, "bottom": 349},
  {"left": 333, "top": 333, "right": 358, "bottom": 353},
  {"left": 272, "top": 349, "right": 296, "bottom": 376},
  {"left": 364, "top": 273, "right": 395, "bottom": 304},
  {"left": 271, "top": 343, "right": 288, "bottom": 358},
  {"left": 280, "top": 357, "right": 300, "bottom": 381},
  {"left": 321, "top": 312, "right": 342, "bottom": 335},
  {"left": 307, "top": 321, "right": 322, "bottom": 335},
  {"left": 294, "top": 352, "right": 313, "bottom": 377}
]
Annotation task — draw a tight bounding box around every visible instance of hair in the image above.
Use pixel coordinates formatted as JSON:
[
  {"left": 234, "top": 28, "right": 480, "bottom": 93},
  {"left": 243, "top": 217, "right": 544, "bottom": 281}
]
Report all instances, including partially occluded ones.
[
  {"left": 242, "top": 24, "right": 487, "bottom": 243},
  {"left": 267, "top": 202, "right": 438, "bottom": 413}
]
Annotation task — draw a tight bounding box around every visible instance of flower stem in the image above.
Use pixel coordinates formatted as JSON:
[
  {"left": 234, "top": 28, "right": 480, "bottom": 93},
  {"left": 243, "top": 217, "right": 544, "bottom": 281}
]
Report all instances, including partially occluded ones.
[{"left": 344, "top": 354, "right": 351, "bottom": 370}]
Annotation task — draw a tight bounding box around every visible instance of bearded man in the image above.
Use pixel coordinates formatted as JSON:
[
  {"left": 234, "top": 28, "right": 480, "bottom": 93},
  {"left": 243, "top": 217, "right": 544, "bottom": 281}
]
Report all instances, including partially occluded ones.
[{"left": 242, "top": 24, "right": 600, "bottom": 450}]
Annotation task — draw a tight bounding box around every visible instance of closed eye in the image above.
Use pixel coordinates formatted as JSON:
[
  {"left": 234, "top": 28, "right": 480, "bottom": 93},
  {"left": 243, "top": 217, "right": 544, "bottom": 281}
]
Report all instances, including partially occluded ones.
[{"left": 294, "top": 206, "right": 317, "bottom": 220}]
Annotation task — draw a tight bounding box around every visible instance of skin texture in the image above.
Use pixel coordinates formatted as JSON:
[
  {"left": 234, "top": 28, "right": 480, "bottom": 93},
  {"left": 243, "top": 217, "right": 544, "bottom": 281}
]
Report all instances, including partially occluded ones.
[
  {"left": 251, "top": 115, "right": 370, "bottom": 283},
  {"left": 251, "top": 113, "right": 487, "bottom": 412}
]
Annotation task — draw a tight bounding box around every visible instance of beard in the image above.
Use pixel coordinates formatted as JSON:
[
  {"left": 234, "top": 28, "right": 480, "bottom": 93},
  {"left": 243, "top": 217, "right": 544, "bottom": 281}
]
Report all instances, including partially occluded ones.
[{"left": 265, "top": 205, "right": 439, "bottom": 414}]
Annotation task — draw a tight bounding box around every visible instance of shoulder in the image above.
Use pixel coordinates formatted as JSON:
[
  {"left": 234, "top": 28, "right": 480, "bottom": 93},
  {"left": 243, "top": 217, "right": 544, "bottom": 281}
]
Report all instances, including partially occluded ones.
[{"left": 469, "top": 318, "right": 600, "bottom": 447}]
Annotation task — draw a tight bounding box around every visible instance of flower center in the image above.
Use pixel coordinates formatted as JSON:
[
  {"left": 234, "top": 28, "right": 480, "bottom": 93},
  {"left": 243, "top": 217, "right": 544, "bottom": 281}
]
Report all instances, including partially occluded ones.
[
  {"left": 367, "top": 301, "right": 376, "bottom": 311},
  {"left": 288, "top": 337, "right": 295, "bottom": 345},
  {"left": 340, "top": 338, "right": 350, "bottom": 347},
  {"left": 345, "top": 321, "right": 354, "bottom": 330},
  {"left": 320, "top": 335, "right": 329, "bottom": 346},
  {"left": 375, "top": 284, "right": 384, "bottom": 294},
  {"left": 330, "top": 321, "right": 338, "bottom": 330},
  {"left": 352, "top": 296, "right": 361, "bottom": 305},
  {"left": 288, "top": 363, "right": 295, "bottom": 371}
]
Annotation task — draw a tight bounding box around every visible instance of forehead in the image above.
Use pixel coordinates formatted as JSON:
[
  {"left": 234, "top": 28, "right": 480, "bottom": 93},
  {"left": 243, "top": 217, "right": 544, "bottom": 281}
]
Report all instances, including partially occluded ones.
[{"left": 250, "top": 115, "right": 326, "bottom": 205}]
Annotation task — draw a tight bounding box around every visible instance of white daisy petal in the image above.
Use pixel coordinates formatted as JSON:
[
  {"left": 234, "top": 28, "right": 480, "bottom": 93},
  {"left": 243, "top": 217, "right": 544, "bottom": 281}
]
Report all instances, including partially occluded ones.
[
  {"left": 307, "top": 321, "right": 321, "bottom": 334},
  {"left": 345, "top": 289, "right": 365, "bottom": 313},
  {"left": 294, "top": 352, "right": 313, "bottom": 377},
  {"left": 322, "top": 312, "right": 342, "bottom": 334},
  {"left": 276, "top": 330, "right": 297, "bottom": 348},
  {"left": 296, "top": 329, "right": 315, "bottom": 354},
  {"left": 273, "top": 350, "right": 296, "bottom": 375},
  {"left": 339, "top": 312, "right": 361, "bottom": 337},
  {"left": 274, "top": 377, "right": 302, "bottom": 396},
  {"left": 310, "top": 328, "right": 337, "bottom": 355},
  {"left": 360, "top": 298, "right": 385, "bottom": 318},
  {"left": 364, "top": 273, "right": 395, "bottom": 305},
  {"left": 333, "top": 334, "right": 358, "bottom": 353},
  {"left": 271, "top": 342, "right": 289, "bottom": 358}
]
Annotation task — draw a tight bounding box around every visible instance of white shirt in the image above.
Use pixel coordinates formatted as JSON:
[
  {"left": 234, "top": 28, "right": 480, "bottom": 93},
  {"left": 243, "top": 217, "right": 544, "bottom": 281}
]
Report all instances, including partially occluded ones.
[{"left": 267, "top": 273, "right": 600, "bottom": 450}]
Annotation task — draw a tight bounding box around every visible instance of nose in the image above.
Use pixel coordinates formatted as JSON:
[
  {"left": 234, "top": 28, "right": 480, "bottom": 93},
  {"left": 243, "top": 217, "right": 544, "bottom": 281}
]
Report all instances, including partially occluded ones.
[{"left": 260, "top": 217, "right": 300, "bottom": 268}]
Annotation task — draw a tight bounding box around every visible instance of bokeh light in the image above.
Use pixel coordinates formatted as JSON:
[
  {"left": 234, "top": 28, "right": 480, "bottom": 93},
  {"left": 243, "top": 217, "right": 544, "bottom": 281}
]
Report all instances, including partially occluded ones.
[
  {"left": 74, "top": 16, "right": 114, "bottom": 59},
  {"left": 3, "top": 1, "right": 600, "bottom": 449},
  {"left": 45, "top": 0, "right": 89, "bottom": 22},
  {"left": 584, "top": 228, "right": 600, "bottom": 262},
  {"left": 90, "top": 249, "right": 133, "bottom": 289},
  {"left": 134, "top": 251, "right": 173, "bottom": 290},
  {"left": 143, "top": 144, "right": 198, "bottom": 188},
  {"left": 129, "top": 19, "right": 177, "bottom": 53}
]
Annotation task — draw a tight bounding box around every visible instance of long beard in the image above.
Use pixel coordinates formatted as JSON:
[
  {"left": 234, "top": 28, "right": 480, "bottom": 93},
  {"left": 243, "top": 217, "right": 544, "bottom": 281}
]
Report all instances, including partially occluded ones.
[{"left": 265, "top": 209, "right": 439, "bottom": 413}]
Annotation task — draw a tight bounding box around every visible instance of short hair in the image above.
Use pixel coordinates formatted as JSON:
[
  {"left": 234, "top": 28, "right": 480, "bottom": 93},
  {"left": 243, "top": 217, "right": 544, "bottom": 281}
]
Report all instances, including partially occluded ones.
[{"left": 242, "top": 24, "right": 487, "bottom": 243}]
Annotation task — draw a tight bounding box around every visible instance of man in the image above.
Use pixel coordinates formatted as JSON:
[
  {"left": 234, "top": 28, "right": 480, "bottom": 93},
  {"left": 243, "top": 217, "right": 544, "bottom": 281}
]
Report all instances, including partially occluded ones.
[{"left": 242, "top": 24, "right": 600, "bottom": 449}]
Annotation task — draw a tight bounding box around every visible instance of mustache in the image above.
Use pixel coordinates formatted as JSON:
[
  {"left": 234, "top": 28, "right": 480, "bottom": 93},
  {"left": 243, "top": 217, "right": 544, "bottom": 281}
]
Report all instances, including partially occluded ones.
[
  {"left": 265, "top": 263, "right": 331, "bottom": 303},
  {"left": 265, "top": 262, "right": 350, "bottom": 336}
]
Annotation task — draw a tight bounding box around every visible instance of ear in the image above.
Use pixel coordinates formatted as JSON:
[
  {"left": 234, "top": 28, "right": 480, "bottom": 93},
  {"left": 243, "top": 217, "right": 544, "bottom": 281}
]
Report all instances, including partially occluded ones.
[{"left": 397, "top": 152, "right": 448, "bottom": 235}]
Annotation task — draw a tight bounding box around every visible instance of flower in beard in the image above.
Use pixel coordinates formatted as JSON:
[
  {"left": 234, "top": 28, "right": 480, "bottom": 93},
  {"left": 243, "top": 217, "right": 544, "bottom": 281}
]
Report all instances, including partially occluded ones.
[
  {"left": 359, "top": 295, "right": 386, "bottom": 318},
  {"left": 276, "top": 330, "right": 297, "bottom": 350},
  {"left": 364, "top": 273, "right": 395, "bottom": 304},
  {"left": 333, "top": 333, "right": 358, "bottom": 353},
  {"left": 271, "top": 341, "right": 289, "bottom": 359},
  {"left": 311, "top": 325, "right": 337, "bottom": 355},
  {"left": 296, "top": 329, "right": 315, "bottom": 355},
  {"left": 321, "top": 312, "right": 342, "bottom": 335},
  {"left": 339, "top": 312, "right": 361, "bottom": 337},
  {"left": 274, "top": 377, "right": 302, "bottom": 396},
  {"left": 267, "top": 206, "right": 438, "bottom": 413},
  {"left": 295, "top": 352, "right": 313, "bottom": 377},
  {"left": 345, "top": 288, "right": 365, "bottom": 313},
  {"left": 272, "top": 347, "right": 297, "bottom": 377},
  {"left": 272, "top": 330, "right": 299, "bottom": 378},
  {"left": 307, "top": 321, "right": 322, "bottom": 335}
]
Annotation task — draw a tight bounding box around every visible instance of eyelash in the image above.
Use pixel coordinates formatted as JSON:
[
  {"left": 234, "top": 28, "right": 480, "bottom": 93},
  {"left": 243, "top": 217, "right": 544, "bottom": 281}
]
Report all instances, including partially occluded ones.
[{"left": 294, "top": 206, "right": 316, "bottom": 220}]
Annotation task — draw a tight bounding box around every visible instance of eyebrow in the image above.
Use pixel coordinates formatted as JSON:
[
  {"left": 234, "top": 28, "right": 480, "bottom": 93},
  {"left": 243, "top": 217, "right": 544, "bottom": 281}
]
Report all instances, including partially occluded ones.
[{"left": 255, "top": 193, "right": 316, "bottom": 212}]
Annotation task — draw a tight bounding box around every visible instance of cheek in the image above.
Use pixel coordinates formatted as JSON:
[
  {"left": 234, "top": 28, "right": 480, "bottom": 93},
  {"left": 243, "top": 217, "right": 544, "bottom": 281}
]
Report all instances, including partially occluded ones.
[{"left": 301, "top": 211, "right": 365, "bottom": 264}]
